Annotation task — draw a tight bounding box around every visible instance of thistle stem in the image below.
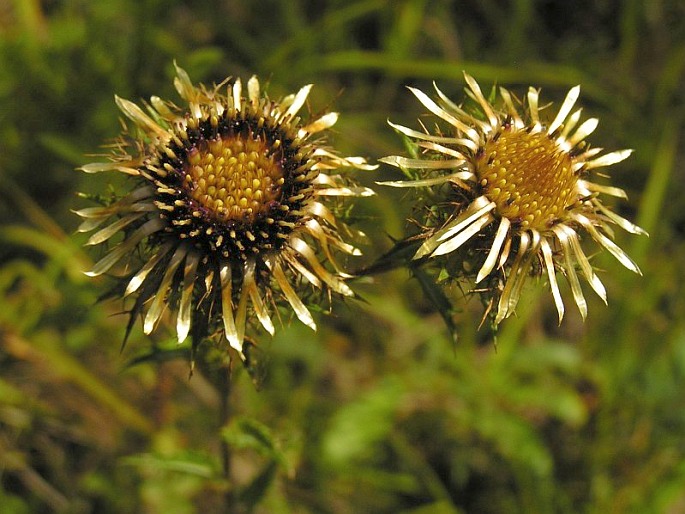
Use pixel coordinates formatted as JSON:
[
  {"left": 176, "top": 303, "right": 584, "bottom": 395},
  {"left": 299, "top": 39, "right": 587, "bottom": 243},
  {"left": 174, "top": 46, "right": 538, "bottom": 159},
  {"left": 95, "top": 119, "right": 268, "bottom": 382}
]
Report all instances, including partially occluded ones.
[{"left": 218, "top": 363, "right": 233, "bottom": 509}]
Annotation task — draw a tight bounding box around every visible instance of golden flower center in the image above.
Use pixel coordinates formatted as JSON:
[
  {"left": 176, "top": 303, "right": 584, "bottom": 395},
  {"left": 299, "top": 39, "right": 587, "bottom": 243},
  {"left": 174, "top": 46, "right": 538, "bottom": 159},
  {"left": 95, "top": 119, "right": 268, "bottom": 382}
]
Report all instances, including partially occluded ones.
[
  {"left": 184, "top": 135, "right": 285, "bottom": 223},
  {"left": 477, "top": 130, "right": 577, "bottom": 230}
]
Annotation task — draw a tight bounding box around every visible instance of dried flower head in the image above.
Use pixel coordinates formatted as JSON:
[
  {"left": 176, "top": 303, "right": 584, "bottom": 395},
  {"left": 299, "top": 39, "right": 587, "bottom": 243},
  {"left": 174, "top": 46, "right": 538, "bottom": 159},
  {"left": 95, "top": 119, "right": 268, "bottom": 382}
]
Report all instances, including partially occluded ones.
[
  {"left": 76, "top": 64, "right": 375, "bottom": 359},
  {"left": 380, "top": 73, "right": 646, "bottom": 325}
]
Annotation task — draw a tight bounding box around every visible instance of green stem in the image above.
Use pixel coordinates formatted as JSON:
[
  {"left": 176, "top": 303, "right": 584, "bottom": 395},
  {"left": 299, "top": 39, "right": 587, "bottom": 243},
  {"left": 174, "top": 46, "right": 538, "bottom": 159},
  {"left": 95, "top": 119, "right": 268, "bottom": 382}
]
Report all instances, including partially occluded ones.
[{"left": 219, "top": 364, "right": 234, "bottom": 510}]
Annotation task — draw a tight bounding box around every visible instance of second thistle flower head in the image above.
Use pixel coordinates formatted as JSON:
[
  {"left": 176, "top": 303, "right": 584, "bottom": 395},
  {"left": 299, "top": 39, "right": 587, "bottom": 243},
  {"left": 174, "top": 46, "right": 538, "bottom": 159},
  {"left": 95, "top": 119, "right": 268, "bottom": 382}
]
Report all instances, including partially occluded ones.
[
  {"left": 76, "top": 64, "right": 375, "bottom": 358},
  {"left": 381, "top": 73, "right": 646, "bottom": 325}
]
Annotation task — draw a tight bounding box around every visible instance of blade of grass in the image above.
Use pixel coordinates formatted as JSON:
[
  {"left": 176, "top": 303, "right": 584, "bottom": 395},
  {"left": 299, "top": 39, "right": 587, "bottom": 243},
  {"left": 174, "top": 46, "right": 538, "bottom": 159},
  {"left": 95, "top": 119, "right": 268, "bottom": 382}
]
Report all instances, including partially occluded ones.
[
  {"left": 302, "top": 51, "right": 610, "bottom": 104},
  {"left": 633, "top": 115, "right": 681, "bottom": 263},
  {"left": 262, "top": 0, "right": 390, "bottom": 69},
  {"left": 4, "top": 331, "right": 154, "bottom": 435},
  {"left": 654, "top": 44, "right": 685, "bottom": 116},
  {"left": 384, "top": 0, "right": 429, "bottom": 58},
  {"left": 0, "top": 225, "right": 89, "bottom": 282}
]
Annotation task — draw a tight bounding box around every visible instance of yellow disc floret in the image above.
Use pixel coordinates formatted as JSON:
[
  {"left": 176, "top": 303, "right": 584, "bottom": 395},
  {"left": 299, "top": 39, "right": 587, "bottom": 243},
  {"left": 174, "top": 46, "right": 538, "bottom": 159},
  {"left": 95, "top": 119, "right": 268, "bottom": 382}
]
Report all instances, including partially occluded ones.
[
  {"left": 184, "top": 135, "right": 285, "bottom": 223},
  {"left": 476, "top": 130, "right": 576, "bottom": 231}
]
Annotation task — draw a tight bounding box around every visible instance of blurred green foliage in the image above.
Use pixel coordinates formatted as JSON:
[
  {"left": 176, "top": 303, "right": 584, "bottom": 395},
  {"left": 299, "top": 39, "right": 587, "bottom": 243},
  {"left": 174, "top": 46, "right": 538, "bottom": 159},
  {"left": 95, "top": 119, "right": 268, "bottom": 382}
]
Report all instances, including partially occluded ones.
[{"left": 1, "top": 0, "right": 684, "bottom": 512}]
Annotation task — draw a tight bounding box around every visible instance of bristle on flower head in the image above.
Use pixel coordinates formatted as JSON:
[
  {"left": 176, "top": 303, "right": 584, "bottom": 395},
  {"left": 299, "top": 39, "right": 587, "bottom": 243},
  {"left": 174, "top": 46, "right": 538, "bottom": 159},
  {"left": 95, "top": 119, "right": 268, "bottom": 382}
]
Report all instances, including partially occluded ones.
[
  {"left": 380, "top": 72, "right": 646, "bottom": 325},
  {"left": 77, "top": 64, "right": 375, "bottom": 358}
]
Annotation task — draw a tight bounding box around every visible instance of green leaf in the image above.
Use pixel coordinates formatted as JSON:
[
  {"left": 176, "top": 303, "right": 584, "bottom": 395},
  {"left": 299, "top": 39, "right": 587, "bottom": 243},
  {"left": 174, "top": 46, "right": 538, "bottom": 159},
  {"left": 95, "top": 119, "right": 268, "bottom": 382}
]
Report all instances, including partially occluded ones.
[
  {"left": 322, "top": 376, "right": 407, "bottom": 464},
  {"left": 237, "top": 461, "right": 278, "bottom": 508},
  {"left": 400, "top": 500, "right": 464, "bottom": 514},
  {"left": 222, "top": 417, "right": 289, "bottom": 469},
  {"left": 120, "top": 452, "right": 217, "bottom": 478},
  {"left": 413, "top": 266, "right": 459, "bottom": 345}
]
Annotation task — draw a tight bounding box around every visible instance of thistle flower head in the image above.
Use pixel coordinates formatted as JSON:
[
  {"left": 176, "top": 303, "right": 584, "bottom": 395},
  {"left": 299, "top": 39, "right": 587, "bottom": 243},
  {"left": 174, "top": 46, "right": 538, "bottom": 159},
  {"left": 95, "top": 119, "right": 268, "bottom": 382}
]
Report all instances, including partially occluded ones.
[
  {"left": 380, "top": 73, "right": 646, "bottom": 325},
  {"left": 76, "top": 64, "right": 375, "bottom": 358}
]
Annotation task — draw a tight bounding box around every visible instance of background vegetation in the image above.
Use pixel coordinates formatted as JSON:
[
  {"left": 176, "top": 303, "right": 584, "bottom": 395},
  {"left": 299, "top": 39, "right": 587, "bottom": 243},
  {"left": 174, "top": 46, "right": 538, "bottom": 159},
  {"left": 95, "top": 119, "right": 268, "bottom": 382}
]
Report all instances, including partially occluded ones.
[{"left": 1, "top": 0, "right": 684, "bottom": 512}]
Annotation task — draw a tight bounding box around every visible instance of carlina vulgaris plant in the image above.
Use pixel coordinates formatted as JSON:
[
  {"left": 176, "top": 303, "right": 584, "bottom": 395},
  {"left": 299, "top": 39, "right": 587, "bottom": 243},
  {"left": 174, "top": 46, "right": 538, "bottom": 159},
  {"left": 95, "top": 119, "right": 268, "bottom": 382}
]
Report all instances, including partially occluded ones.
[
  {"left": 378, "top": 72, "right": 647, "bottom": 327},
  {"left": 75, "top": 63, "right": 376, "bottom": 365}
]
